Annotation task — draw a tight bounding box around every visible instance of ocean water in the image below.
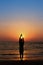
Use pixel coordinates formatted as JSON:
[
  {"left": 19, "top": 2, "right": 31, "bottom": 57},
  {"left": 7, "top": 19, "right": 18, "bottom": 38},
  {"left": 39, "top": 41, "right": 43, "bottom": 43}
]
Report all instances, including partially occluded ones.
[{"left": 0, "top": 41, "right": 43, "bottom": 60}]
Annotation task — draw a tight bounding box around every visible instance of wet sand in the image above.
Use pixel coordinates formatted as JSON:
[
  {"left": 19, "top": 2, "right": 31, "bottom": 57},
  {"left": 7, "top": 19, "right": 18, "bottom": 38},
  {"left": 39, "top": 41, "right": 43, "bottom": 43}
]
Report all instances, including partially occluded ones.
[{"left": 0, "top": 60, "right": 43, "bottom": 65}]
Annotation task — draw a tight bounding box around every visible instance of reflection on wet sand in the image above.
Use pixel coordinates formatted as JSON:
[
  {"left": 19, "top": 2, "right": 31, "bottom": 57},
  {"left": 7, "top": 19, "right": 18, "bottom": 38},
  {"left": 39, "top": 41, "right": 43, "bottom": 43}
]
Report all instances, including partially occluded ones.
[{"left": 0, "top": 50, "right": 43, "bottom": 61}]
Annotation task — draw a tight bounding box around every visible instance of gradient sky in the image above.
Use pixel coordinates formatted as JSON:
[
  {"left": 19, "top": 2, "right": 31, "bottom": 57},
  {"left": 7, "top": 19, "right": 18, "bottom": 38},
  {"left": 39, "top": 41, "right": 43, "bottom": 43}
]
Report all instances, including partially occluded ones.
[{"left": 0, "top": 0, "right": 43, "bottom": 41}]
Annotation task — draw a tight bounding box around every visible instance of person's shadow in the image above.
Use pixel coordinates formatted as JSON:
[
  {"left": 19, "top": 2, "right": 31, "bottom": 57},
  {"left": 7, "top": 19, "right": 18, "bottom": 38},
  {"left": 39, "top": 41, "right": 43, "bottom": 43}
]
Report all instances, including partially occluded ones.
[{"left": 19, "top": 34, "right": 24, "bottom": 60}]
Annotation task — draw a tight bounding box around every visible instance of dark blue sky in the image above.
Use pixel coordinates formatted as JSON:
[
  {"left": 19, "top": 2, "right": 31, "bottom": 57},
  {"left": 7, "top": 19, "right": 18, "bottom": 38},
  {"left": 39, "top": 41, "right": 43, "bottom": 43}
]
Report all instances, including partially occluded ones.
[{"left": 0, "top": 0, "right": 43, "bottom": 19}]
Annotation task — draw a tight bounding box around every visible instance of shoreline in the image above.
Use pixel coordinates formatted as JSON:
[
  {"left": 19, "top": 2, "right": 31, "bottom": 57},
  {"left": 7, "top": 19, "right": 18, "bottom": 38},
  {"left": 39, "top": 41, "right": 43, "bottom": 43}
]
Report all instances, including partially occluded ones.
[{"left": 0, "top": 60, "right": 43, "bottom": 65}]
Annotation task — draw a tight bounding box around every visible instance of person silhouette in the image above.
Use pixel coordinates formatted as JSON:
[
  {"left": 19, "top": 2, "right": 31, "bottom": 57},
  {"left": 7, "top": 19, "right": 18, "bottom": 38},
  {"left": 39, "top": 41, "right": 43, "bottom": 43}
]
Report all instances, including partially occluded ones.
[{"left": 19, "top": 34, "right": 24, "bottom": 60}]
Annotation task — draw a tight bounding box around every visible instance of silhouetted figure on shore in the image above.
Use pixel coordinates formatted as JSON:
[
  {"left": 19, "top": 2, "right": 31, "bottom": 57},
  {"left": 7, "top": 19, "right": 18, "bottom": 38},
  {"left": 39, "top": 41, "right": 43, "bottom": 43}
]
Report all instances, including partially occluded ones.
[{"left": 19, "top": 34, "right": 24, "bottom": 60}]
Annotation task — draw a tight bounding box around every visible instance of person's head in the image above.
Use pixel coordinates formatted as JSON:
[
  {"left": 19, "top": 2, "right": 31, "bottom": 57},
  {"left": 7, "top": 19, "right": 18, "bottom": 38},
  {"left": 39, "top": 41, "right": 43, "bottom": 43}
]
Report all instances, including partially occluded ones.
[{"left": 20, "top": 34, "right": 22, "bottom": 37}]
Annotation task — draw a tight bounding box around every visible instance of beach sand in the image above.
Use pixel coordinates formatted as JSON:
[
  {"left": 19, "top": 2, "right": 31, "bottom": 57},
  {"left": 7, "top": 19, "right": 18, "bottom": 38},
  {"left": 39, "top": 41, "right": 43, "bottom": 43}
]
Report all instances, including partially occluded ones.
[{"left": 0, "top": 60, "right": 43, "bottom": 65}]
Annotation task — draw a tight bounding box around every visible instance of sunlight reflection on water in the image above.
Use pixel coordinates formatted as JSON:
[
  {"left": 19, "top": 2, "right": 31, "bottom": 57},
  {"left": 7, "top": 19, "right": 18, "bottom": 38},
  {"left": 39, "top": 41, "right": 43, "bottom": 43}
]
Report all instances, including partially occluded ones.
[{"left": 0, "top": 42, "right": 43, "bottom": 60}]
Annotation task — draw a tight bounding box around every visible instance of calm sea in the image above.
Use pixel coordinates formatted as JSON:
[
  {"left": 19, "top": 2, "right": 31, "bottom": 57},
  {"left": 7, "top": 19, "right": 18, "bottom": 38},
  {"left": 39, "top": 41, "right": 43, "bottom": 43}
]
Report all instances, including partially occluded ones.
[{"left": 0, "top": 41, "right": 43, "bottom": 60}]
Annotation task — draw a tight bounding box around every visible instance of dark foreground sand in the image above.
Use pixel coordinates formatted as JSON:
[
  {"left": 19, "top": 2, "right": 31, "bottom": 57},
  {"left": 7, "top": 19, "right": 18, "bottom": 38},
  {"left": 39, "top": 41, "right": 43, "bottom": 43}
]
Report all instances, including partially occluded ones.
[{"left": 0, "top": 60, "right": 43, "bottom": 65}]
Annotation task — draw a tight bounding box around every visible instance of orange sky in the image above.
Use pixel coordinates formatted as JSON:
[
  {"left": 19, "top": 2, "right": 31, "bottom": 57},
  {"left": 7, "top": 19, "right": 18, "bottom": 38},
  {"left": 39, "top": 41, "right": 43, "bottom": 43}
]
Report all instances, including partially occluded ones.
[{"left": 0, "top": 19, "right": 43, "bottom": 41}]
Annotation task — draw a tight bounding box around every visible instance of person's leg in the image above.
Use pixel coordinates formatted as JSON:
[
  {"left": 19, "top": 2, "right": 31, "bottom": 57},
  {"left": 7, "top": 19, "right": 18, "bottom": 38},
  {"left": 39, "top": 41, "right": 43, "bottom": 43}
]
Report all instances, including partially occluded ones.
[
  {"left": 20, "top": 48, "right": 24, "bottom": 59},
  {"left": 22, "top": 51, "right": 23, "bottom": 58},
  {"left": 20, "top": 51, "right": 21, "bottom": 59},
  {"left": 20, "top": 50, "right": 23, "bottom": 59}
]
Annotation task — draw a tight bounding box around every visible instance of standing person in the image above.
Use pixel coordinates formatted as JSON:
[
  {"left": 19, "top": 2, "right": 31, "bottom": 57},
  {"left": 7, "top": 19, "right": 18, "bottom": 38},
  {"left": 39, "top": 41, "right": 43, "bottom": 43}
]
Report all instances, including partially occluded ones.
[{"left": 19, "top": 34, "right": 24, "bottom": 60}]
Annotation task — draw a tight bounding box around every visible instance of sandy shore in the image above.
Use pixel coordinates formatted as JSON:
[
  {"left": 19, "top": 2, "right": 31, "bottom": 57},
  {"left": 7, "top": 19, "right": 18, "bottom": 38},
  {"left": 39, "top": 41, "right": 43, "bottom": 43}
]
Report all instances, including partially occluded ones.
[{"left": 0, "top": 60, "right": 43, "bottom": 65}]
